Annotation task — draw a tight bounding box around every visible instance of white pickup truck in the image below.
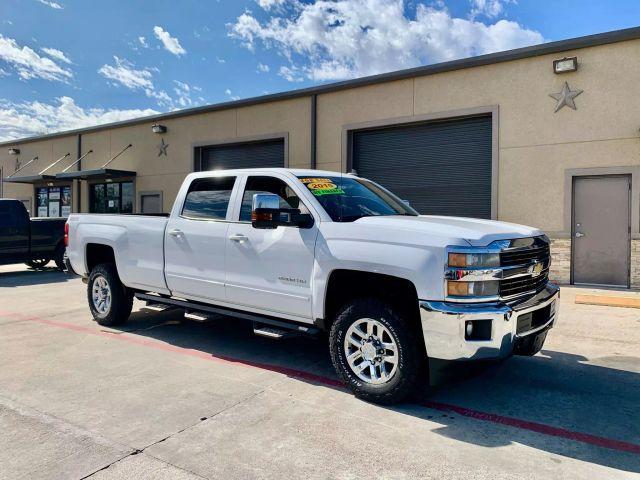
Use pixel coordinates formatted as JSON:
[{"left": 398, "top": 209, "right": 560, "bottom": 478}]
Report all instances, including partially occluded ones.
[{"left": 66, "top": 168, "right": 559, "bottom": 404}]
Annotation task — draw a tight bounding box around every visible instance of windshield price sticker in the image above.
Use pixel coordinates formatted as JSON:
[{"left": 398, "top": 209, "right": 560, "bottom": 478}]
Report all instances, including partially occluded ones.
[{"left": 301, "top": 178, "right": 345, "bottom": 196}]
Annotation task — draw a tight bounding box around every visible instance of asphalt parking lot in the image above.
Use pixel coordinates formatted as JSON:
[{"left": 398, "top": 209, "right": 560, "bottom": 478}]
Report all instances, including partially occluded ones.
[{"left": 0, "top": 264, "right": 639, "bottom": 479}]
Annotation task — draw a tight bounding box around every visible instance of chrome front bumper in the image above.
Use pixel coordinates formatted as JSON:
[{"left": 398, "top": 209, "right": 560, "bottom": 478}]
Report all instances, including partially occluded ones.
[{"left": 419, "top": 283, "right": 560, "bottom": 361}]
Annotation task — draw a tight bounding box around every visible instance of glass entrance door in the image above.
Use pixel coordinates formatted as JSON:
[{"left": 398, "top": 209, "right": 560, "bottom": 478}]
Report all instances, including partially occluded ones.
[{"left": 90, "top": 181, "right": 134, "bottom": 213}]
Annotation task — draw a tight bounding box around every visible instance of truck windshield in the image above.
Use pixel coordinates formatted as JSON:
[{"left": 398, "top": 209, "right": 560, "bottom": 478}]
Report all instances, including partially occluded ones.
[{"left": 297, "top": 176, "right": 418, "bottom": 222}]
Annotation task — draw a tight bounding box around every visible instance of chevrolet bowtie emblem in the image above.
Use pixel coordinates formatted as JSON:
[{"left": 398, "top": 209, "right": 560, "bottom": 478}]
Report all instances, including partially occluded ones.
[{"left": 529, "top": 262, "right": 544, "bottom": 277}]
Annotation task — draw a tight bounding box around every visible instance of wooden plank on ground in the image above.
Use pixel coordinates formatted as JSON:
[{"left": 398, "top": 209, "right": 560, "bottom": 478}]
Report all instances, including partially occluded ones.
[{"left": 575, "top": 294, "right": 640, "bottom": 309}]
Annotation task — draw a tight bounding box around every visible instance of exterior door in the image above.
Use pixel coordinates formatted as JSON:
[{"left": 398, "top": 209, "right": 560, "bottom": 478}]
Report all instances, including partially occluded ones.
[
  {"left": 572, "top": 175, "right": 630, "bottom": 286},
  {"left": 197, "top": 139, "right": 284, "bottom": 171},
  {"left": 351, "top": 115, "right": 492, "bottom": 218},
  {"left": 140, "top": 193, "right": 162, "bottom": 214},
  {"left": 164, "top": 176, "right": 236, "bottom": 303},
  {"left": 225, "top": 175, "right": 317, "bottom": 319}
]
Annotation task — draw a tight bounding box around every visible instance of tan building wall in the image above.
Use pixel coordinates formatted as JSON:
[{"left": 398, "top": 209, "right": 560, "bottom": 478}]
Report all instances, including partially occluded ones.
[{"left": 2, "top": 33, "right": 640, "bottom": 286}]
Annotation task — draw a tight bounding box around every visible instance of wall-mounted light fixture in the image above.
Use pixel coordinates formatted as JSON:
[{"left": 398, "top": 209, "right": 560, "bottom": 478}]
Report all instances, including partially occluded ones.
[
  {"left": 553, "top": 56, "right": 578, "bottom": 74},
  {"left": 152, "top": 124, "right": 167, "bottom": 134},
  {"left": 8, "top": 147, "right": 20, "bottom": 155}
]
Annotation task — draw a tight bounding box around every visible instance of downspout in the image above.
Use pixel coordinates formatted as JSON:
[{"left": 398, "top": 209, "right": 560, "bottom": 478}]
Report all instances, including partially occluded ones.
[
  {"left": 76, "top": 134, "right": 82, "bottom": 213},
  {"left": 310, "top": 94, "right": 317, "bottom": 170}
]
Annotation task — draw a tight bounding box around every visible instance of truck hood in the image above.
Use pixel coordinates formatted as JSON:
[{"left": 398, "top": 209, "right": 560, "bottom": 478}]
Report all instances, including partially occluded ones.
[{"left": 353, "top": 215, "right": 543, "bottom": 246}]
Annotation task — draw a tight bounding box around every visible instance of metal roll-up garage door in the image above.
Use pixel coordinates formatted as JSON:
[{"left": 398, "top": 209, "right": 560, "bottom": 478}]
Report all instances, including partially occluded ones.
[
  {"left": 352, "top": 115, "right": 492, "bottom": 218},
  {"left": 198, "top": 138, "right": 285, "bottom": 171}
]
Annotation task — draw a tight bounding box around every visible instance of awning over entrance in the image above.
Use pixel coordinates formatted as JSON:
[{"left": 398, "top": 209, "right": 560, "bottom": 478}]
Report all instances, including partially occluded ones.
[
  {"left": 3, "top": 174, "right": 57, "bottom": 184},
  {"left": 55, "top": 168, "right": 136, "bottom": 181}
]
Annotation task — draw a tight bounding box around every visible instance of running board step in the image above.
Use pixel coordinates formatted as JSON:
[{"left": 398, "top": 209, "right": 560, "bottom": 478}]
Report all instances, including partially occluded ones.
[
  {"left": 144, "top": 301, "right": 176, "bottom": 312},
  {"left": 184, "top": 311, "right": 223, "bottom": 322},
  {"left": 134, "top": 292, "right": 319, "bottom": 336},
  {"left": 253, "top": 323, "right": 295, "bottom": 339}
]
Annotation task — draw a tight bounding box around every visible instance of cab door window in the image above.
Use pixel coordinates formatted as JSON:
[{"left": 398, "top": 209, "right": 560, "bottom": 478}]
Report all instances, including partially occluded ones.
[{"left": 239, "top": 176, "right": 307, "bottom": 222}]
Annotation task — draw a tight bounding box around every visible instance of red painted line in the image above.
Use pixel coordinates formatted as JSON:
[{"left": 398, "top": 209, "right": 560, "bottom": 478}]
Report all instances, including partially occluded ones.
[
  {"left": 1, "top": 310, "right": 638, "bottom": 455},
  {"left": 421, "top": 401, "right": 640, "bottom": 455}
]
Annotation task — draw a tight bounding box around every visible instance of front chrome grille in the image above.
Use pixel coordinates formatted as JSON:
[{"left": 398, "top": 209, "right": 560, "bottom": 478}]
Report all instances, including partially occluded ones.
[
  {"left": 500, "top": 269, "right": 549, "bottom": 298},
  {"left": 499, "top": 237, "right": 550, "bottom": 299}
]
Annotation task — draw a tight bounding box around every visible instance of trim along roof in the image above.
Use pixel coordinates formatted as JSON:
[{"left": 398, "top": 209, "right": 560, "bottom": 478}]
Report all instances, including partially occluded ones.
[{"left": 2, "top": 26, "right": 640, "bottom": 148}]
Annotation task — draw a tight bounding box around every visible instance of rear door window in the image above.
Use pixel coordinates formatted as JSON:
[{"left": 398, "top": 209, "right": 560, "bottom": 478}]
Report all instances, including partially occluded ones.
[{"left": 182, "top": 176, "right": 236, "bottom": 220}]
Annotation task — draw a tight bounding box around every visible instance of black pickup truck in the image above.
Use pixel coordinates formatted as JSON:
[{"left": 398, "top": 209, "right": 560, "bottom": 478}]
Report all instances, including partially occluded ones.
[{"left": 0, "top": 199, "right": 66, "bottom": 269}]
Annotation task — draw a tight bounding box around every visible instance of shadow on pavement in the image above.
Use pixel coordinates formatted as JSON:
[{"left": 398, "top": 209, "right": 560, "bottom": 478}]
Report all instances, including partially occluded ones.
[
  {"left": 0, "top": 267, "right": 71, "bottom": 288},
  {"left": 117, "top": 307, "right": 640, "bottom": 473}
]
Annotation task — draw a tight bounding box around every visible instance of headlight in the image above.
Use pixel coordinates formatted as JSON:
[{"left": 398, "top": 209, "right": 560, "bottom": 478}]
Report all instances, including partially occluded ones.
[
  {"left": 447, "top": 280, "right": 499, "bottom": 297},
  {"left": 448, "top": 252, "right": 500, "bottom": 268}
]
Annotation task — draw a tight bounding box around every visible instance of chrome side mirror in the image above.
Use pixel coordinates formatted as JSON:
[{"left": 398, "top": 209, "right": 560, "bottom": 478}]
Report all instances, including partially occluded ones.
[
  {"left": 251, "top": 193, "right": 280, "bottom": 229},
  {"left": 252, "top": 193, "right": 280, "bottom": 211},
  {"left": 251, "top": 193, "right": 314, "bottom": 229}
]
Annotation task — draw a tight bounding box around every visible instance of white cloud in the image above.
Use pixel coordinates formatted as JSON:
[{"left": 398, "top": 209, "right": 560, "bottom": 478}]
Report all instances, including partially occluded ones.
[
  {"left": 97, "top": 57, "right": 202, "bottom": 110},
  {"left": 257, "top": 62, "right": 270, "bottom": 72},
  {"left": 0, "top": 34, "right": 72, "bottom": 82},
  {"left": 230, "top": 0, "right": 543, "bottom": 81},
  {"left": 216, "top": 56, "right": 226, "bottom": 63},
  {"left": 257, "top": 0, "right": 289, "bottom": 10},
  {"left": 138, "top": 36, "right": 149, "bottom": 48},
  {"left": 470, "top": 0, "right": 515, "bottom": 18},
  {"left": 173, "top": 80, "right": 204, "bottom": 108},
  {"left": 41, "top": 47, "right": 72, "bottom": 64},
  {"left": 153, "top": 26, "right": 187, "bottom": 56},
  {"left": 0, "top": 96, "right": 158, "bottom": 141},
  {"left": 278, "top": 65, "right": 303, "bottom": 82},
  {"left": 224, "top": 88, "right": 240, "bottom": 100},
  {"left": 98, "top": 56, "right": 154, "bottom": 90},
  {"left": 36, "top": 0, "right": 63, "bottom": 9},
  {"left": 0, "top": 68, "right": 9, "bottom": 77}
]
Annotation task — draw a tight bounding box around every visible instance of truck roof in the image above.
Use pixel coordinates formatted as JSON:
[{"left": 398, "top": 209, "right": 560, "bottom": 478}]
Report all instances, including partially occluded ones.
[{"left": 186, "top": 167, "right": 359, "bottom": 180}]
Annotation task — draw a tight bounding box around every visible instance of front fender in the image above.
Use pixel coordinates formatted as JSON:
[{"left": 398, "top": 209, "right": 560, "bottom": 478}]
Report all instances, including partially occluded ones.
[{"left": 312, "top": 235, "right": 444, "bottom": 320}]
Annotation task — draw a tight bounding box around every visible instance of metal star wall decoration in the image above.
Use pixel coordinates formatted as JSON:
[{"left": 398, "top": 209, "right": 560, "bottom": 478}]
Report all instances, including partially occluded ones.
[
  {"left": 549, "top": 82, "right": 583, "bottom": 112},
  {"left": 157, "top": 138, "right": 169, "bottom": 157}
]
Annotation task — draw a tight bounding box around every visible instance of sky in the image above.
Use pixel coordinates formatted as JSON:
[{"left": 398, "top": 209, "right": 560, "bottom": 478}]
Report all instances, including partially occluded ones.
[{"left": 0, "top": 0, "right": 639, "bottom": 142}]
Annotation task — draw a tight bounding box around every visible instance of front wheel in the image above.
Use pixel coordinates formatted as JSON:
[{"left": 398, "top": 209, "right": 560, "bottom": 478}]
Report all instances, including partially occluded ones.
[
  {"left": 329, "top": 298, "right": 425, "bottom": 405},
  {"left": 87, "top": 263, "right": 133, "bottom": 326}
]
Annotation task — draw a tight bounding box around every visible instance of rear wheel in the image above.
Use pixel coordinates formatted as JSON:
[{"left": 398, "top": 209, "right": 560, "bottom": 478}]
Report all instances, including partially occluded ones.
[
  {"left": 87, "top": 263, "right": 133, "bottom": 326},
  {"left": 26, "top": 258, "right": 50, "bottom": 269},
  {"left": 54, "top": 244, "right": 66, "bottom": 270},
  {"left": 329, "top": 297, "right": 425, "bottom": 405}
]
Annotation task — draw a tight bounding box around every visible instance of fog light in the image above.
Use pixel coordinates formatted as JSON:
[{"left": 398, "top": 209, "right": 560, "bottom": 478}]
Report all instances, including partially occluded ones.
[{"left": 465, "top": 319, "right": 492, "bottom": 341}]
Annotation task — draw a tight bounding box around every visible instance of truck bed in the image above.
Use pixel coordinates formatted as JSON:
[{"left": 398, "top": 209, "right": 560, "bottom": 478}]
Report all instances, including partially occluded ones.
[{"left": 66, "top": 214, "right": 170, "bottom": 294}]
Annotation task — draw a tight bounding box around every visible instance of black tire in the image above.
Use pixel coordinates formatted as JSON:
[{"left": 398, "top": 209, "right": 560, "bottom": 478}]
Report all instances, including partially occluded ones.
[
  {"left": 26, "top": 258, "right": 50, "bottom": 269},
  {"left": 54, "top": 244, "right": 66, "bottom": 270},
  {"left": 329, "top": 297, "right": 425, "bottom": 405},
  {"left": 87, "top": 263, "right": 133, "bottom": 326}
]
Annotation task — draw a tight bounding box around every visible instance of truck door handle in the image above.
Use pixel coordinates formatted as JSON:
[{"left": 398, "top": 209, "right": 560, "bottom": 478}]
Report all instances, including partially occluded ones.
[
  {"left": 229, "top": 233, "right": 248, "bottom": 243},
  {"left": 575, "top": 231, "right": 585, "bottom": 238},
  {"left": 168, "top": 229, "right": 183, "bottom": 237}
]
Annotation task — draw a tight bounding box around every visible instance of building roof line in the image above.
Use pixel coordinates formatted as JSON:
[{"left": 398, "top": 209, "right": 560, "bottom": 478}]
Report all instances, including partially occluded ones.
[{"left": 2, "top": 25, "right": 640, "bottom": 148}]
